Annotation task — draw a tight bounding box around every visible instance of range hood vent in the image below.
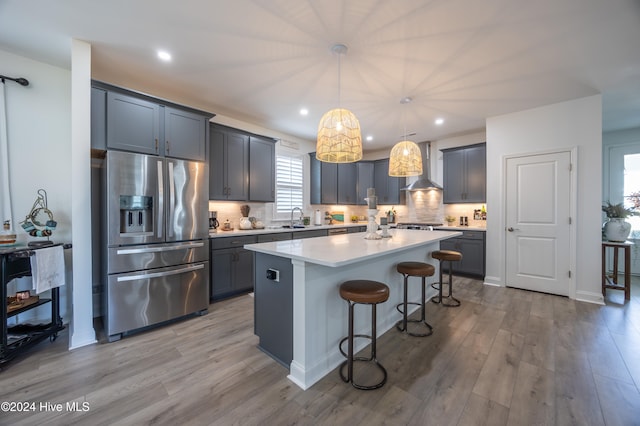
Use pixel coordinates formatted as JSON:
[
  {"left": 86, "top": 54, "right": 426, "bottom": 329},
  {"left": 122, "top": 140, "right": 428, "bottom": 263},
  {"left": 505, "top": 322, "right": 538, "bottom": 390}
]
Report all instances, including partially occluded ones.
[{"left": 401, "top": 142, "right": 443, "bottom": 191}]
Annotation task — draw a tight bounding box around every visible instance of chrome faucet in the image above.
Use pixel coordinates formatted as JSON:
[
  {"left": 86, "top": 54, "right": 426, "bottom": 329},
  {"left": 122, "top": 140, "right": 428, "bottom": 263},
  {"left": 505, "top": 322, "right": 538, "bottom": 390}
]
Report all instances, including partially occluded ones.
[{"left": 291, "top": 207, "right": 304, "bottom": 228}]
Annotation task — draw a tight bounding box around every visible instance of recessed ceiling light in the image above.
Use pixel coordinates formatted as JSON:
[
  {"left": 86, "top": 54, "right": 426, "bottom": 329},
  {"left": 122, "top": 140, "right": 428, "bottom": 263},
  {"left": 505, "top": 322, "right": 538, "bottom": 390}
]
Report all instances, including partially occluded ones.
[
  {"left": 157, "top": 50, "right": 172, "bottom": 62},
  {"left": 435, "top": 118, "right": 444, "bottom": 125},
  {"left": 366, "top": 135, "right": 373, "bottom": 142},
  {"left": 300, "top": 108, "right": 309, "bottom": 116}
]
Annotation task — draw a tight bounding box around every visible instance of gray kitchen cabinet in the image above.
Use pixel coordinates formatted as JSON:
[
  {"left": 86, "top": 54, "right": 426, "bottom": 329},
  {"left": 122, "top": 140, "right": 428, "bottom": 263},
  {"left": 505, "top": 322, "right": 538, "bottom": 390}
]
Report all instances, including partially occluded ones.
[
  {"left": 91, "top": 87, "right": 107, "bottom": 151},
  {"left": 309, "top": 154, "right": 321, "bottom": 205},
  {"left": 92, "top": 81, "right": 212, "bottom": 161},
  {"left": 164, "top": 107, "right": 208, "bottom": 161},
  {"left": 356, "top": 161, "right": 374, "bottom": 205},
  {"left": 249, "top": 136, "right": 276, "bottom": 202},
  {"left": 440, "top": 230, "right": 485, "bottom": 277},
  {"left": 373, "top": 159, "right": 405, "bottom": 205},
  {"left": 106, "top": 91, "right": 160, "bottom": 155},
  {"left": 442, "top": 143, "right": 486, "bottom": 204},
  {"left": 258, "top": 233, "right": 292, "bottom": 242},
  {"left": 308, "top": 153, "right": 361, "bottom": 205},
  {"left": 321, "top": 162, "right": 338, "bottom": 204},
  {"left": 337, "top": 163, "right": 357, "bottom": 204},
  {"left": 209, "top": 124, "right": 249, "bottom": 201},
  {"left": 210, "top": 235, "right": 257, "bottom": 300},
  {"left": 293, "top": 229, "right": 327, "bottom": 239}
]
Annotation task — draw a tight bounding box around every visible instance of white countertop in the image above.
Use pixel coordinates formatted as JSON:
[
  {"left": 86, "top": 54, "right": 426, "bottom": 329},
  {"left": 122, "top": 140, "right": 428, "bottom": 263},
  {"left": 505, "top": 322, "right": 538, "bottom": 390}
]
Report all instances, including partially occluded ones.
[
  {"left": 209, "top": 222, "right": 366, "bottom": 238},
  {"left": 244, "top": 228, "right": 462, "bottom": 268}
]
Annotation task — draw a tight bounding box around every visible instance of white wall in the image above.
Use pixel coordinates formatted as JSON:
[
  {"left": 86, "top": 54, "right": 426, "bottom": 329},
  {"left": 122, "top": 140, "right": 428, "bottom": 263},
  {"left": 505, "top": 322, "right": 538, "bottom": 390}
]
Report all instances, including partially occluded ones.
[
  {"left": 0, "top": 49, "right": 73, "bottom": 321},
  {"left": 486, "top": 95, "right": 602, "bottom": 303}
]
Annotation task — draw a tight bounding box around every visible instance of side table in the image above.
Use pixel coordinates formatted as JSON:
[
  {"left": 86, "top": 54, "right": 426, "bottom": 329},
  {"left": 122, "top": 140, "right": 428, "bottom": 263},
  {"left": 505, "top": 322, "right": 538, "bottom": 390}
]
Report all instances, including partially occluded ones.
[{"left": 602, "top": 240, "right": 633, "bottom": 301}]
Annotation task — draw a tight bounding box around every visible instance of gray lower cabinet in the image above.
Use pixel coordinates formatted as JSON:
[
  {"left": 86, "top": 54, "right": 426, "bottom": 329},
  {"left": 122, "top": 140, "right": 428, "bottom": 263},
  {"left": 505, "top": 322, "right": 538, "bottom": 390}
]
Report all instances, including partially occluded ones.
[
  {"left": 254, "top": 253, "right": 293, "bottom": 367},
  {"left": 293, "top": 229, "right": 327, "bottom": 239},
  {"left": 258, "top": 233, "right": 292, "bottom": 242},
  {"left": 210, "top": 235, "right": 257, "bottom": 300},
  {"left": 440, "top": 230, "right": 485, "bottom": 277}
]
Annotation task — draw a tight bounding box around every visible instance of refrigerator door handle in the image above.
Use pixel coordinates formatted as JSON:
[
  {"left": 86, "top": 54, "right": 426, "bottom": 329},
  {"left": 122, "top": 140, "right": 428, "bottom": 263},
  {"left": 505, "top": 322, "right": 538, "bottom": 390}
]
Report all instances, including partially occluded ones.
[
  {"left": 168, "top": 161, "right": 175, "bottom": 238},
  {"left": 116, "top": 241, "right": 205, "bottom": 255},
  {"left": 157, "top": 160, "right": 164, "bottom": 239},
  {"left": 116, "top": 263, "right": 205, "bottom": 282}
]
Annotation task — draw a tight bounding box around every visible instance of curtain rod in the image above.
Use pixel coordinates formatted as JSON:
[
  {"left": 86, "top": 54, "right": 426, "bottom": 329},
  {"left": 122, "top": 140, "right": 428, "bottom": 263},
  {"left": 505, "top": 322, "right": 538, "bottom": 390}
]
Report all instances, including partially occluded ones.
[{"left": 0, "top": 75, "right": 29, "bottom": 86}]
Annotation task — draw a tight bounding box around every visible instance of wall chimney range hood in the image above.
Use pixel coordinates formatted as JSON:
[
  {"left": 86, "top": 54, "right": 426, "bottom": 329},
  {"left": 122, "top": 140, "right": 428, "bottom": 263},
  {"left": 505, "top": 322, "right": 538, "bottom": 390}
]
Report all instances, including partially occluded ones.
[{"left": 401, "top": 142, "right": 443, "bottom": 191}]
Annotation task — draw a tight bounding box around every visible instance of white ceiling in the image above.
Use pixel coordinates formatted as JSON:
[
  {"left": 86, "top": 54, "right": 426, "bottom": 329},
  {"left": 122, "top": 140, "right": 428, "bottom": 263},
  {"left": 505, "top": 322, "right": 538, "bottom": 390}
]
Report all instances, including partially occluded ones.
[{"left": 1, "top": 0, "right": 639, "bottom": 151}]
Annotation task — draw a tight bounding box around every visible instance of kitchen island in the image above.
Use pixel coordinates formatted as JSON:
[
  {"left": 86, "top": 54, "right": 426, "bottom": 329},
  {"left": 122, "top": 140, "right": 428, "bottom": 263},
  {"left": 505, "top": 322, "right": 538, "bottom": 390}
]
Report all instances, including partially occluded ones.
[{"left": 244, "top": 228, "right": 461, "bottom": 390}]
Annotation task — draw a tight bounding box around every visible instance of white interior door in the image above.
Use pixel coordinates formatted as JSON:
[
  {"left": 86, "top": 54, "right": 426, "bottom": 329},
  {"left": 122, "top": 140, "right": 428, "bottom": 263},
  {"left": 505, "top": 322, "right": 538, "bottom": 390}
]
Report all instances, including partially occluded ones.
[{"left": 505, "top": 151, "right": 572, "bottom": 296}]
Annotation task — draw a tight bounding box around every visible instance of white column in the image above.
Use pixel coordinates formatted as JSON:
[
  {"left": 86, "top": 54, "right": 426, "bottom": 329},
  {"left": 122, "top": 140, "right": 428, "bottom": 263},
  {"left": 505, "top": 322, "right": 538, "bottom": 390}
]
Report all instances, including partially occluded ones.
[{"left": 69, "top": 39, "right": 96, "bottom": 349}]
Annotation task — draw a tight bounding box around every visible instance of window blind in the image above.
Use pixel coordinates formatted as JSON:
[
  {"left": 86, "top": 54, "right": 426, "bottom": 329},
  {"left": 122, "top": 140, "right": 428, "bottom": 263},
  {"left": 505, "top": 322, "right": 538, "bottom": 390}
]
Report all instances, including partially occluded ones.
[{"left": 276, "top": 154, "right": 303, "bottom": 213}]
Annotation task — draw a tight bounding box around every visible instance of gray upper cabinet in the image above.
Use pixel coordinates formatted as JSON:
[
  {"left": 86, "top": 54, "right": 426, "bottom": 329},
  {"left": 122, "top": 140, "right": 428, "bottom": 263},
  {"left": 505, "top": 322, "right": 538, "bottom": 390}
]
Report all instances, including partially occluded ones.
[
  {"left": 249, "top": 136, "right": 276, "bottom": 202},
  {"left": 373, "top": 159, "right": 405, "bottom": 205},
  {"left": 337, "top": 163, "right": 357, "bottom": 204},
  {"left": 106, "top": 91, "right": 160, "bottom": 155},
  {"left": 356, "top": 162, "right": 374, "bottom": 205},
  {"left": 309, "top": 155, "right": 357, "bottom": 205},
  {"left": 309, "top": 154, "right": 321, "bottom": 205},
  {"left": 209, "top": 124, "right": 276, "bottom": 202},
  {"left": 442, "top": 143, "right": 486, "bottom": 204},
  {"left": 92, "top": 81, "right": 213, "bottom": 161},
  {"left": 210, "top": 124, "right": 249, "bottom": 201},
  {"left": 91, "top": 87, "right": 107, "bottom": 151},
  {"left": 321, "top": 162, "right": 338, "bottom": 204},
  {"left": 164, "top": 107, "right": 207, "bottom": 161}
]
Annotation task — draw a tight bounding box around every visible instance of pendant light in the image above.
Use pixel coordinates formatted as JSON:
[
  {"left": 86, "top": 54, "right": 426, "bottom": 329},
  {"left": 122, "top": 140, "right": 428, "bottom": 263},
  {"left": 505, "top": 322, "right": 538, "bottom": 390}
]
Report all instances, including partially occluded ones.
[
  {"left": 316, "top": 44, "right": 363, "bottom": 163},
  {"left": 389, "top": 97, "right": 422, "bottom": 177}
]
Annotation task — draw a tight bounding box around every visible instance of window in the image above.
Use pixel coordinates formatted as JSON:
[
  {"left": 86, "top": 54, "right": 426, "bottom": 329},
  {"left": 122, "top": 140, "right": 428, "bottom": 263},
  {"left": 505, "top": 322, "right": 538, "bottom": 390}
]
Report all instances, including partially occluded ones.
[{"left": 274, "top": 154, "right": 303, "bottom": 219}]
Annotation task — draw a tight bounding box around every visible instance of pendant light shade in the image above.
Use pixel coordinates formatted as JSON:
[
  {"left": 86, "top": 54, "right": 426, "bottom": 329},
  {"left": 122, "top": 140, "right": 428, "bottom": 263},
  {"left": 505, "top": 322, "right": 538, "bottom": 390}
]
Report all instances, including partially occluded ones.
[
  {"left": 389, "top": 140, "right": 423, "bottom": 177},
  {"left": 316, "top": 43, "right": 362, "bottom": 163},
  {"left": 316, "top": 108, "right": 363, "bottom": 163}
]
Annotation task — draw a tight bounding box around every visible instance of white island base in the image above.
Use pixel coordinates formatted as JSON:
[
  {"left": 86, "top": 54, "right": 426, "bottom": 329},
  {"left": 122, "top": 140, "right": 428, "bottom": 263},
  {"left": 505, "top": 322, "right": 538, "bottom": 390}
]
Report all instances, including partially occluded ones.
[{"left": 245, "top": 229, "right": 461, "bottom": 390}]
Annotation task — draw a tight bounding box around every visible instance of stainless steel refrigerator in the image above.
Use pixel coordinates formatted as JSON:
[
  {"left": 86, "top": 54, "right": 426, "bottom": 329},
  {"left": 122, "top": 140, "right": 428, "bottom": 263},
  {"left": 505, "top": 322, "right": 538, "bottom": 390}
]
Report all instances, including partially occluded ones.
[{"left": 103, "top": 150, "right": 209, "bottom": 341}]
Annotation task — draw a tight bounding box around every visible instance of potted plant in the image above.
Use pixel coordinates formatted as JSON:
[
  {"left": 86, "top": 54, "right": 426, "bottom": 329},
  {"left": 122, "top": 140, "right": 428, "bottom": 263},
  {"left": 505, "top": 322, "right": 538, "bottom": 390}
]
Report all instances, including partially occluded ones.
[
  {"left": 602, "top": 201, "right": 637, "bottom": 242},
  {"left": 445, "top": 215, "right": 456, "bottom": 226}
]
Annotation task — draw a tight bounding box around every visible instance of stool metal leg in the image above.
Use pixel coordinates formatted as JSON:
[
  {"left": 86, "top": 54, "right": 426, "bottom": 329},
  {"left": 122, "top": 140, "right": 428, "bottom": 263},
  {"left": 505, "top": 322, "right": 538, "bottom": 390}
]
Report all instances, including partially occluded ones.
[
  {"left": 395, "top": 274, "right": 433, "bottom": 337},
  {"left": 431, "top": 263, "right": 444, "bottom": 304},
  {"left": 339, "top": 301, "right": 387, "bottom": 390},
  {"left": 441, "top": 261, "right": 461, "bottom": 307}
]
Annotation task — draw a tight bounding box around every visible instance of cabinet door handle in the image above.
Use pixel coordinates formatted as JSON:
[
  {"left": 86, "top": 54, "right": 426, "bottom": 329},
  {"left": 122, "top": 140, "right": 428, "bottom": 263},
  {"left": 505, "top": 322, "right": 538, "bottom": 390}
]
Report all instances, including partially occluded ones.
[
  {"left": 155, "top": 138, "right": 159, "bottom": 154},
  {"left": 166, "top": 140, "right": 170, "bottom": 154}
]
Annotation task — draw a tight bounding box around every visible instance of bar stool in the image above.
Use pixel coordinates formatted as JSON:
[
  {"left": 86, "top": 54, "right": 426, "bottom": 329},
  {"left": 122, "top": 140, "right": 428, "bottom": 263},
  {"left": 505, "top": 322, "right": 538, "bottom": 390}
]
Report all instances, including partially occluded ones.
[
  {"left": 395, "top": 261, "right": 435, "bottom": 337},
  {"left": 431, "top": 250, "right": 462, "bottom": 307},
  {"left": 338, "top": 279, "right": 389, "bottom": 390}
]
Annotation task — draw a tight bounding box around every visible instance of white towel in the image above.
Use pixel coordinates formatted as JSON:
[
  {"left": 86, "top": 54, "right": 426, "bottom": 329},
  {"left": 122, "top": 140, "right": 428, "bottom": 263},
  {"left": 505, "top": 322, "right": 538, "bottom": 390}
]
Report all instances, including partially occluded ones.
[{"left": 30, "top": 245, "right": 65, "bottom": 294}]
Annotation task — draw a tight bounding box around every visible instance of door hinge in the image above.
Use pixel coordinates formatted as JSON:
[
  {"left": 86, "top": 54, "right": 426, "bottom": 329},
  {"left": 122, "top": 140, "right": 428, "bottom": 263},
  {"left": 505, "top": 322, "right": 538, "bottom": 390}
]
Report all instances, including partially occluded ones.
[
  {"left": 568, "top": 270, "right": 572, "bottom": 278},
  {"left": 569, "top": 163, "right": 573, "bottom": 171},
  {"left": 569, "top": 217, "right": 572, "bottom": 225}
]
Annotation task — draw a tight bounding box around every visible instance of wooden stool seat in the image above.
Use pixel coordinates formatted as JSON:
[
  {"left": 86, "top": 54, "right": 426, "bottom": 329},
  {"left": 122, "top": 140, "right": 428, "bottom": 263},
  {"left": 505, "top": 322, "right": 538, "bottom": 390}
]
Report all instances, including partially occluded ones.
[
  {"left": 431, "top": 250, "right": 463, "bottom": 262},
  {"left": 338, "top": 279, "right": 389, "bottom": 390},
  {"left": 339, "top": 280, "right": 389, "bottom": 304},
  {"left": 396, "top": 261, "right": 436, "bottom": 277}
]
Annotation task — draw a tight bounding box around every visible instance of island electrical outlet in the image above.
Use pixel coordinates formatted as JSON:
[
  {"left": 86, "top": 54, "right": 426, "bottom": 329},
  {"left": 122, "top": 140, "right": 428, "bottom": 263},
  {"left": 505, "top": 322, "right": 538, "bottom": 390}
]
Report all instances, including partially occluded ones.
[{"left": 266, "top": 268, "right": 280, "bottom": 282}]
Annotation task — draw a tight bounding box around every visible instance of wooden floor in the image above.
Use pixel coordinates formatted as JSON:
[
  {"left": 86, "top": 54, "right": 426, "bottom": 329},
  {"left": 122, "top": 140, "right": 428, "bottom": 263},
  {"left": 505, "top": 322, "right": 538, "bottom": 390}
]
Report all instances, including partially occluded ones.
[{"left": 2, "top": 277, "right": 640, "bottom": 425}]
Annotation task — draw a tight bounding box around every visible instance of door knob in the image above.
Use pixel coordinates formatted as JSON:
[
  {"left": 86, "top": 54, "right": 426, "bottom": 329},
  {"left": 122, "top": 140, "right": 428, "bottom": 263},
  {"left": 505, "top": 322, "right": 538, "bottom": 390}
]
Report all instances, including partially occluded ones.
[{"left": 507, "top": 227, "right": 519, "bottom": 232}]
